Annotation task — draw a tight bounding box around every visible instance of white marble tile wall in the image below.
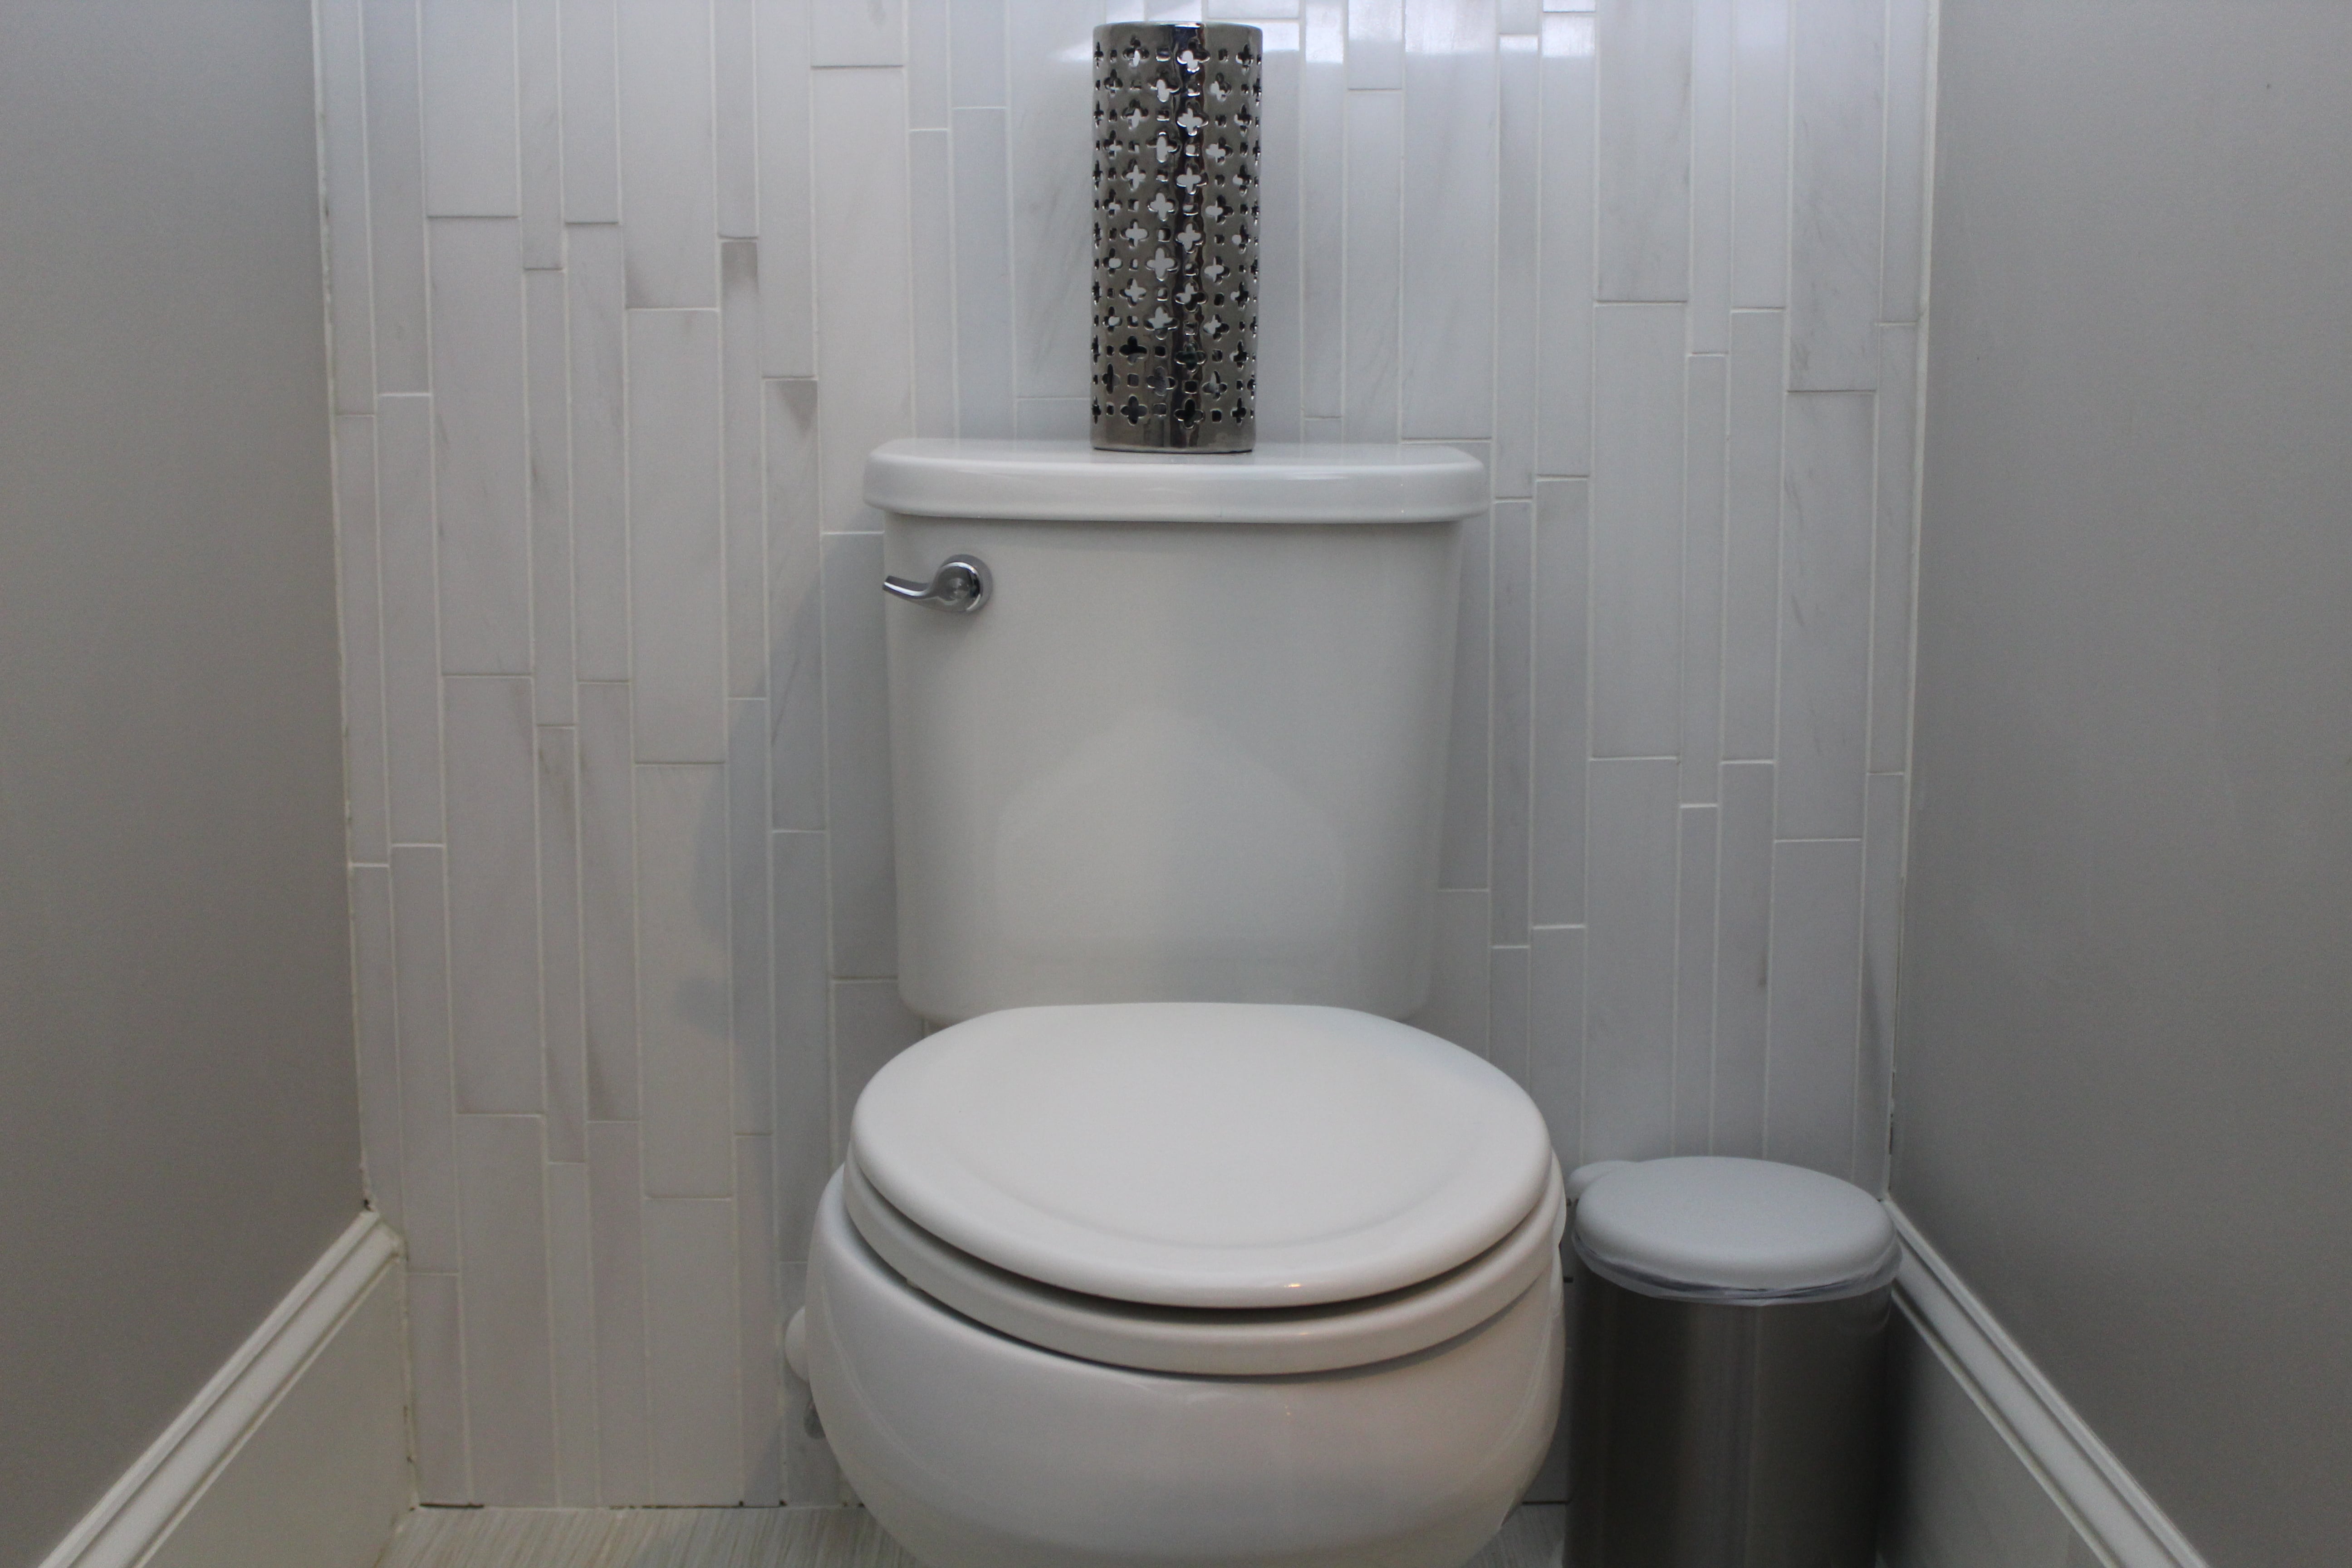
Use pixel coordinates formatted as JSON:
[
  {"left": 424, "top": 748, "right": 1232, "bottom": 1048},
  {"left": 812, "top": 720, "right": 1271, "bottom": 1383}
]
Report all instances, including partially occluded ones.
[{"left": 315, "top": 0, "right": 1932, "bottom": 1505}]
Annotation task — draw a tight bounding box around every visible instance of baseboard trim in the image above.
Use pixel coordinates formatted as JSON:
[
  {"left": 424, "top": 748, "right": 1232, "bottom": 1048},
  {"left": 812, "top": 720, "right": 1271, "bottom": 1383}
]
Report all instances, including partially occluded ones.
[
  {"left": 36, "top": 1210, "right": 404, "bottom": 1568},
  {"left": 1886, "top": 1202, "right": 2208, "bottom": 1568}
]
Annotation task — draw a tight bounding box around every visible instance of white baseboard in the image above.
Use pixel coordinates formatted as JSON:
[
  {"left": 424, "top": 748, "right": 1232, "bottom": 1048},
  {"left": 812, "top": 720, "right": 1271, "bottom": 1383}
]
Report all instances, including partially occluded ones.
[
  {"left": 37, "top": 1210, "right": 412, "bottom": 1568},
  {"left": 1887, "top": 1202, "right": 2208, "bottom": 1568}
]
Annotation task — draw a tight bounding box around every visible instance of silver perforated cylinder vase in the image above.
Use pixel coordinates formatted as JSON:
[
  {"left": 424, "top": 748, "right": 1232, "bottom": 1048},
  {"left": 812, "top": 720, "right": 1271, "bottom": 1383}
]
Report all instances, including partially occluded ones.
[{"left": 1091, "top": 23, "right": 1262, "bottom": 453}]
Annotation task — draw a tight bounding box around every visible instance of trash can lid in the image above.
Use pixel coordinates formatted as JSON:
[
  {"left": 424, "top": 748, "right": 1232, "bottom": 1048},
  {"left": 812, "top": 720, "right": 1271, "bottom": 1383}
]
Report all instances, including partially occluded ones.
[{"left": 1572, "top": 1157, "right": 1900, "bottom": 1302}]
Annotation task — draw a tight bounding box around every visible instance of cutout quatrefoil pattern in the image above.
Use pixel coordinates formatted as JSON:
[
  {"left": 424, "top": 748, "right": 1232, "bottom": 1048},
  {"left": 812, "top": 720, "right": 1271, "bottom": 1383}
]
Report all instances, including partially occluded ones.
[{"left": 1089, "top": 23, "right": 1261, "bottom": 451}]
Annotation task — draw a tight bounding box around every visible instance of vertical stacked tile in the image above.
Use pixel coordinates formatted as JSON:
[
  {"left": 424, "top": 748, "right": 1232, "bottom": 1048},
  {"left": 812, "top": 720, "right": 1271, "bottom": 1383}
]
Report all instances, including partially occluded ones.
[
  {"left": 318, "top": 0, "right": 864, "bottom": 1507},
  {"left": 318, "top": 0, "right": 1936, "bottom": 1509}
]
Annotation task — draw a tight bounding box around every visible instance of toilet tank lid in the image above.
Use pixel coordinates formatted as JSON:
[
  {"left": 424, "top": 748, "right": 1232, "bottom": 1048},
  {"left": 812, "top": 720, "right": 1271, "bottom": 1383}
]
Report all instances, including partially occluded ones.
[
  {"left": 865, "top": 438, "right": 1489, "bottom": 524},
  {"left": 1572, "top": 1157, "right": 1900, "bottom": 1302}
]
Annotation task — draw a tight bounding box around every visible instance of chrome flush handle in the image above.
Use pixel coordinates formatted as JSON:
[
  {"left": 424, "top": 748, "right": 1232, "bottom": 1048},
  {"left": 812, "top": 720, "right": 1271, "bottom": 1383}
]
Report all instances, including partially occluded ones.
[{"left": 883, "top": 554, "right": 991, "bottom": 614}]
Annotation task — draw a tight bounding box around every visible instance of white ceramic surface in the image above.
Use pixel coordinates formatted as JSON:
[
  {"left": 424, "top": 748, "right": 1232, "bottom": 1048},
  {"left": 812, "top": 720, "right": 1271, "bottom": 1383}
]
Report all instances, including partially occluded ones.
[
  {"left": 864, "top": 438, "right": 1489, "bottom": 524},
  {"left": 841, "top": 1150, "right": 1564, "bottom": 1376},
  {"left": 1571, "top": 1156, "right": 1897, "bottom": 1298},
  {"left": 806, "top": 1173, "right": 1564, "bottom": 1568},
  {"left": 850, "top": 1004, "right": 1555, "bottom": 1308},
  {"left": 880, "top": 452, "right": 1465, "bottom": 1023}
]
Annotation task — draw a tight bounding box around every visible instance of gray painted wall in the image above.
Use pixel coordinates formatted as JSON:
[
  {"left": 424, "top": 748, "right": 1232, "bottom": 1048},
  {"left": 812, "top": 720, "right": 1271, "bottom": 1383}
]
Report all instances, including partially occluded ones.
[
  {"left": 1894, "top": 2, "right": 2352, "bottom": 1564},
  {"left": 0, "top": 4, "right": 363, "bottom": 1563}
]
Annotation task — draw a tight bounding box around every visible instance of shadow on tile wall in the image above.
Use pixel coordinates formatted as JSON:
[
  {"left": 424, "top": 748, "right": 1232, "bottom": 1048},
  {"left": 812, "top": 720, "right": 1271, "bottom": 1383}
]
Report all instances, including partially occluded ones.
[{"left": 317, "top": 0, "right": 1932, "bottom": 1507}]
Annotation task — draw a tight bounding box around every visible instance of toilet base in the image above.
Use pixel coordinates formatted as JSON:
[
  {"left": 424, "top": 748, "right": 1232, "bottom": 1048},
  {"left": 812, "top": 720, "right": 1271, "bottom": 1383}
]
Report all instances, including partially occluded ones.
[{"left": 806, "top": 1172, "right": 1564, "bottom": 1568}]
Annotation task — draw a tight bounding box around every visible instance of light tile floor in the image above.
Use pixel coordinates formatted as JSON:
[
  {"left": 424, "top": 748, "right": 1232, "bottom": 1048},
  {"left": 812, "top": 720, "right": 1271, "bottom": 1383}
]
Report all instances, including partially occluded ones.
[{"left": 373, "top": 1504, "right": 1569, "bottom": 1568}]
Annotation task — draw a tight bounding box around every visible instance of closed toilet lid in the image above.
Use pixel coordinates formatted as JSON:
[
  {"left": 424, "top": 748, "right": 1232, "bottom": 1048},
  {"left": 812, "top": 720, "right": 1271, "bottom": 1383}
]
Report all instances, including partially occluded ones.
[
  {"left": 849, "top": 1003, "right": 1557, "bottom": 1309},
  {"left": 842, "top": 1152, "right": 1564, "bottom": 1375},
  {"left": 1572, "top": 1156, "right": 1901, "bottom": 1302}
]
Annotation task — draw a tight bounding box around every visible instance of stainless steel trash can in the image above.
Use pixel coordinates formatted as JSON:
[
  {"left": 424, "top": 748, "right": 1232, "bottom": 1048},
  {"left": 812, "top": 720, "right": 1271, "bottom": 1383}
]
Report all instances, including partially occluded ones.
[{"left": 1567, "top": 1157, "right": 1899, "bottom": 1568}]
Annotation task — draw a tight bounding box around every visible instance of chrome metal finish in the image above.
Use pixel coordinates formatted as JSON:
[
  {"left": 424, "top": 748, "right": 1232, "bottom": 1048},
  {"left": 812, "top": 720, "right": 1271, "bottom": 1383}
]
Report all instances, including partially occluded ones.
[
  {"left": 1091, "top": 22, "right": 1261, "bottom": 454},
  {"left": 1570, "top": 1270, "right": 1891, "bottom": 1568},
  {"left": 883, "top": 554, "right": 991, "bottom": 613}
]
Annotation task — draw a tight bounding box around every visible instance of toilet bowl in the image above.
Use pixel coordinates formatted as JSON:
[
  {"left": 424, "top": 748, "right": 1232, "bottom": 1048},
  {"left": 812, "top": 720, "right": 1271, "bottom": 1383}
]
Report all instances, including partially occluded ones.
[{"left": 802, "top": 1003, "right": 1567, "bottom": 1568}]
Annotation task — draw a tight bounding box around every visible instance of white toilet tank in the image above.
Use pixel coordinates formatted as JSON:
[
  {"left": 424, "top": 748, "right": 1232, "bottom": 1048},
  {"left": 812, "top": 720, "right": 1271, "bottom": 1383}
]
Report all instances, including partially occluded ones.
[{"left": 867, "top": 439, "right": 1486, "bottom": 1024}]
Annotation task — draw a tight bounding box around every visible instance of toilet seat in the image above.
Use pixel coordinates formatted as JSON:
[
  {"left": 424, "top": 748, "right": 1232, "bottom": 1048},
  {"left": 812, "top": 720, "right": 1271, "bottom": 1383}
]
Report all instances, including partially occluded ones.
[
  {"left": 844, "top": 1149, "right": 1564, "bottom": 1375},
  {"left": 849, "top": 1002, "right": 1558, "bottom": 1309}
]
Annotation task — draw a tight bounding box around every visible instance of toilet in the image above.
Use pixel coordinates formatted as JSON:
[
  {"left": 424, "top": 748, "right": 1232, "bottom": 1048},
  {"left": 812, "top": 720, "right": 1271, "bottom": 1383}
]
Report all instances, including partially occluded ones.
[{"left": 796, "top": 440, "right": 1557, "bottom": 1568}]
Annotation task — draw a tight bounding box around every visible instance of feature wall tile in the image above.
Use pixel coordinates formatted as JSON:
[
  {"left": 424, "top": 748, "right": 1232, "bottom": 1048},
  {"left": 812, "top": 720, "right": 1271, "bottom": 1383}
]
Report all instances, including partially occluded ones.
[
  {"left": 814, "top": 0, "right": 908, "bottom": 67},
  {"left": 567, "top": 225, "right": 631, "bottom": 681},
  {"left": 1786, "top": 0, "right": 1883, "bottom": 389},
  {"left": 1764, "top": 837, "right": 1864, "bottom": 1177},
  {"left": 525, "top": 269, "right": 577, "bottom": 723},
  {"left": 1871, "top": 324, "right": 1922, "bottom": 774},
  {"left": 811, "top": 68, "right": 916, "bottom": 533},
  {"left": 773, "top": 829, "right": 832, "bottom": 1254},
  {"left": 1529, "top": 478, "right": 1589, "bottom": 927},
  {"left": 757, "top": 0, "right": 818, "bottom": 377},
  {"left": 444, "top": 675, "right": 542, "bottom": 1113},
  {"left": 1589, "top": 304, "right": 1686, "bottom": 757},
  {"left": 334, "top": 416, "right": 391, "bottom": 862},
  {"left": 736, "top": 1133, "right": 783, "bottom": 1502},
  {"left": 544, "top": 1160, "right": 599, "bottom": 1504},
  {"left": 1858, "top": 769, "right": 1905, "bottom": 1194},
  {"left": 578, "top": 681, "right": 641, "bottom": 1122},
  {"left": 351, "top": 865, "right": 406, "bottom": 1232},
  {"left": 1720, "top": 308, "right": 1784, "bottom": 760},
  {"left": 764, "top": 378, "right": 827, "bottom": 830},
  {"left": 1879, "top": 0, "right": 1932, "bottom": 324},
  {"left": 950, "top": 108, "right": 1016, "bottom": 438},
  {"left": 319, "top": 0, "right": 377, "bottom": 413},
  {"left": 1348, "top": 0, "right": 1405, "bottom": 88},
  {"left": 635, "top": 764, "right": 735, "bottom": 1199},
  {"left": 377, "top": 396, "right": 444, "bottom": 844},
  {"left": 1007, "top": 0, "right": 1098, "bottom": 399},
  {"left": 1686, "top": 0, "right": 1733, "bottom": 349},
  {"left": 587, "top": 1121, "right": 652, "bottom": 1503},
  {"left": 1595, "top": 0, "right": 1692, "bottom": 302},
  {"left": 716, "top": 0, "right": 761, "bottom": 236},
  {"left": 1712, "top": 759, "right": 1774, "bottom": 1153},
  {"left": 1490, "top": 499, "right": 1534, "bottom": 945},
  {"left": 538, "top": 727, "right": 588, "bottom": 1163},
  {"left": 1253, "top": 21, "right": 1305, "bottom": 444},
  {"left": 363, "top": 0, "right": 431, "bottom": 393},
  {"left": 1775, "top": 391, "right": 1874, "bottom": 839},
  {"left": 952, "top": 0, "right": 1008, "bottom": 107},
  {"left": 1401, "top": 1, "right": 1498, "bottom": 439},
  {"left": 323, "top": 0, "right": 1930, "bottom": 1503},
  {"left": 627, "top": 309, "right": 729, "bottom": 763},
  {"left": 1536, "top": 14, "right": 1595, "bottom": 477},
  {"left": 1583, "top": 758, "right": 1680, "bottom": 1161},
  {"left": 1300, "top": 0, "right": 1345, "bottom": 417},
  {"left": 392, "top": 846, "right": 461, "bottom": 1274},
  {"left": 455, "top": 1113, "right": 558, "bottom": 1503},
  {"left": 518, "top": 0, "right": 564, "bottom": 262},
  {"left": 1730, "top": 0, "right": 1789, "bottom": 308},
  {"left": 1342, "top": 88, "right": 1403, "bottom": 443},
  {"left": 429, "top": 219, "right": 530, "bottom": 675},
  {"left": 560, "top": 0, "right": 621, "bottom": 221},
  {"left": 618, "top": 0, "right": 719, "bottom": 307},
  {"left": 407, "top": 1271, "right": 472, "bottom": 1501},
  {"left": 421, "top": 0, "right": 521, "bottom": 216},
  {"left": 819, "top": 534, "right": 897, "bottom": 980},
  {"left": 1493, "top": 32, "right": 1541, "bottom": 493},
  {"left": 645, "top": 1197, "right": 744, "bottom": 1503},
  {"left": 908, "top": 129, "right": 959, "bottom": 437},
  {"left": 1441, "top": 492, "right": 1494, "bottom": 890}
]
